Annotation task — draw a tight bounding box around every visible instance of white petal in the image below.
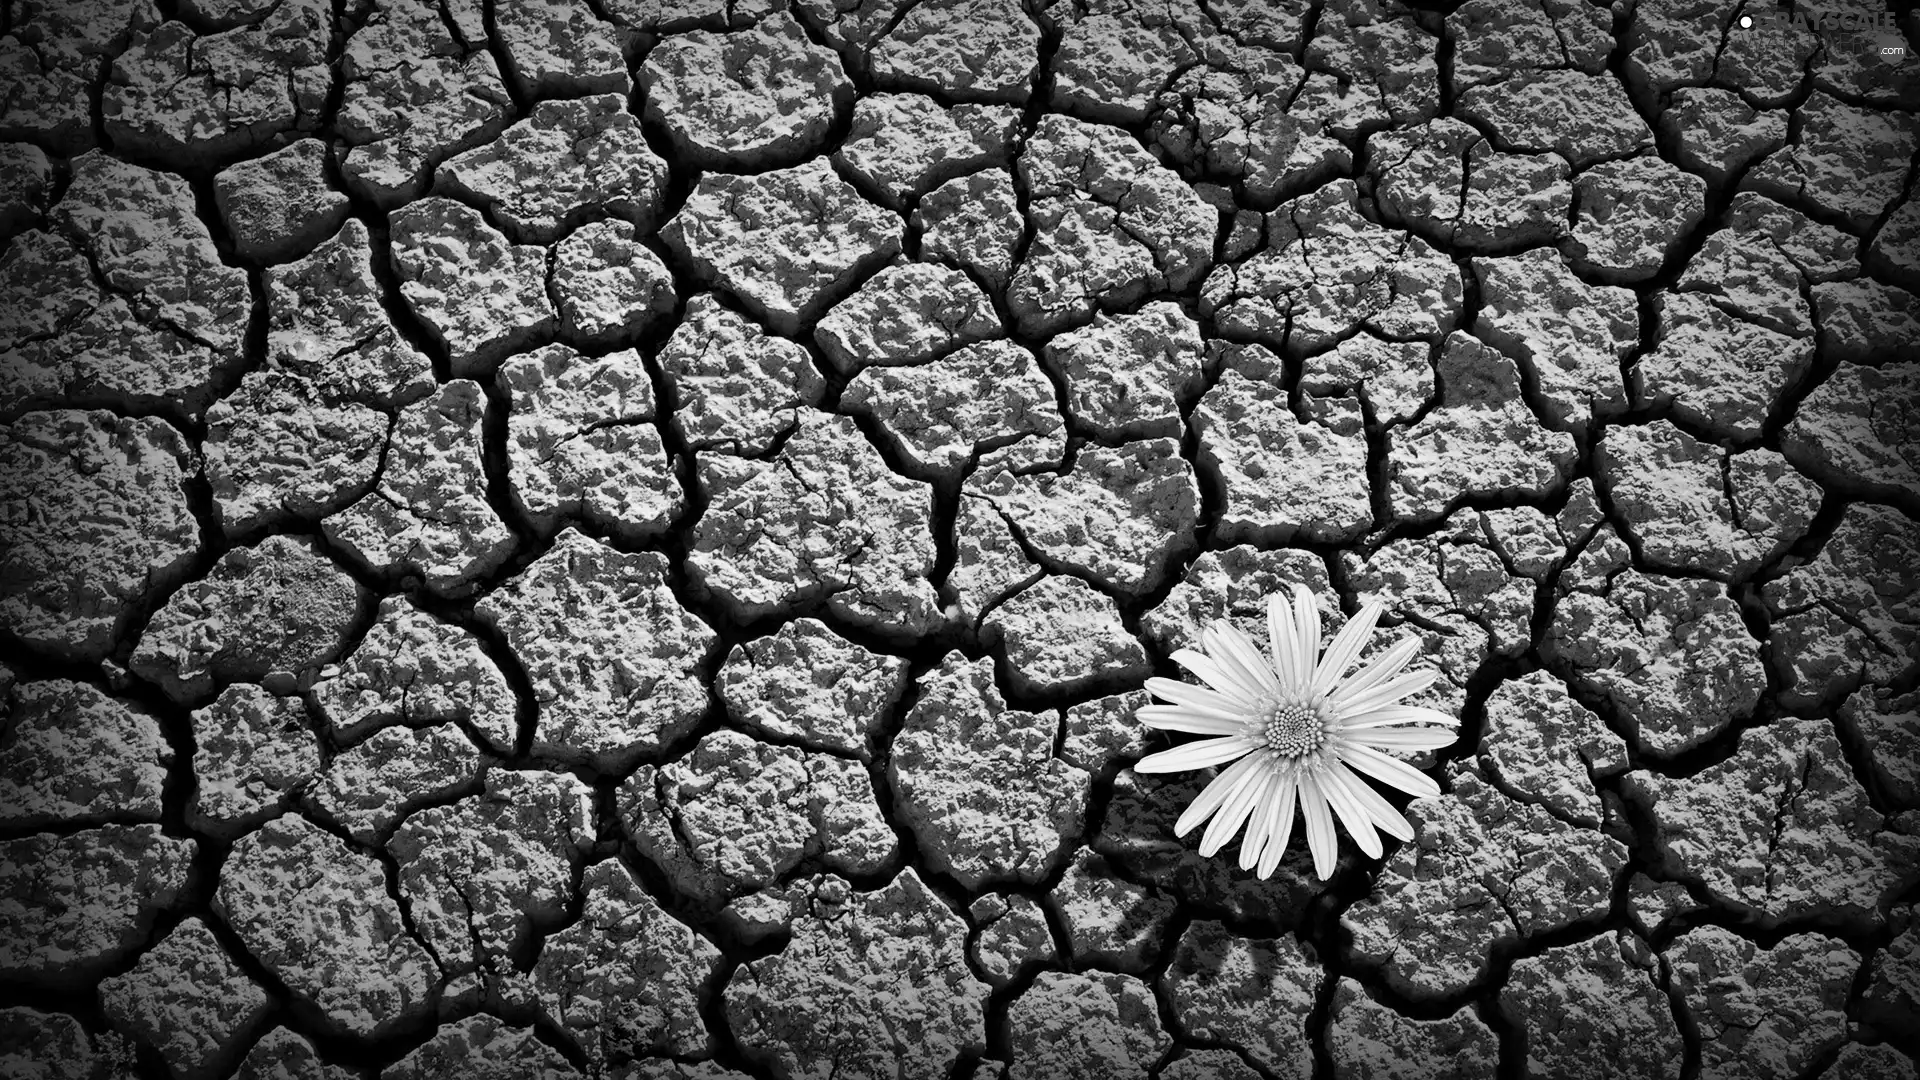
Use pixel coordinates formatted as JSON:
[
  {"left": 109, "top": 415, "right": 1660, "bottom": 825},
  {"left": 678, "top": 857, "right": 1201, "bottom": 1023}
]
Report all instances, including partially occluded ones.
[
  {"left": 1297, "top": 769, "right": 1341, "bottom": 880},
  {"left": 1316, "top": 762, "right": 1386, "bottom": 858},
  {"left": 1333, "top": 667, "right": 1440, "bottom": 720},
  {"left": 1267, "top": 592, "right": 1303, "bottom": 696},
  {"left": 1335, "top": 743, "right": 1443, "bottom": 799},
  {"left": 1138, "top": 706, "right": 1249, "bottom": 735},
  {"left": 1289, "top": 583, "right": 1321, "bottom": 693},
  {"left": 1135, "top": 735, "right": 1259, "bottom": 774},
  {"left": 1206, "top": 621, "right": 1278, "bottom": 696},
  {"left": 1312, "top": 601, "right": 1384, "bottom": 697},
  {"left": 1173, "top": 753, "right": 1266, "bottom": 835},
  {"left": 1255, "top": 771, "right": 1300, "bottom": 879},
  {"left": 1170, "top": 648, "right": 1263, "bottom": 707},
  {"left": 1144, "top": 677, "right": 1247, "bottom": 717},
  {"left": 1328, "top": 758, "right": 1416, "bottom": 842},
  {"left": 1327, "top": 636, "right": 1420, "bottom": 706},
  {"left": 1238, "top": 764, "right": 1285, "bottom": 871},
  {"left": 1199, "top": 758, "right": 1274, "bottom": 856},
  {"left": 1338, "top": 704, "right": 1462, "bottom": 730},
  {"left": 1344, "top": 726, "right": 1462, "bottom": 752}
]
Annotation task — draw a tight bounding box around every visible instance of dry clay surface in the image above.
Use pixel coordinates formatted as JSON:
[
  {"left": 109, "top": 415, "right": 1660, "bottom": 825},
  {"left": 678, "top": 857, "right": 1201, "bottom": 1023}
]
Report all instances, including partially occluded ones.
[{"left": 1, "top": 0, "right": 1918, "bottom": 1076}]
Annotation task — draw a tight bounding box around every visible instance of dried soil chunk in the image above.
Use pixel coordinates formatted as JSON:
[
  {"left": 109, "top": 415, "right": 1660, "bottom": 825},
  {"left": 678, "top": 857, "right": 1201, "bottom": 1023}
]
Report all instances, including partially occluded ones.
[
  {"left": 0, "top": 825, "right": 192, "bottom": 984},
  {"left": 659, "top": 296, "right": 824, "bottom": 456},
  {"left": 1295, "top": 335, "right": 1432, "bottom": 425},
  {"left": 1766, "top": 503, "right": 1920, "bottom": 706},
  {"left": 499, "top": 344, "right": 680, "bottom": 539},
  {"left": 314, "top": 723, "right": 484, "bottom": 843},
  {"left": 0, "top": 0, "right": 158, "bottom": 150},
  {"left": 1785, "top": 358, "right": 1920, "bottom": 504},
  {"left": 0, "top": 142, "right": 52, "bottom": 237},
  {"left": 1164, "top": 920, "right": 1320, "bottom": 1077},
  {"left": 1623, "top": 718, "right": 1919, "bottom": 921},
  {"left": 1446, "top": 0, "right": 1612, "bottom": 91},
  {"left": 890, "top": 655, "right": 1090, "bottom": 889},
  {"left": 949, "top": 496, "right": 1042, "bottom": 623},
  {"left": 552, "top": 221, "right": 677, "bottom": 347},
  {"left": 717, "top": 617, "right": 908, "bottom": 758},
  {"left": 389, "top": 197, "right": 554, "bottom": 377},
  {"left": 205, "top": 371, "right": 387, "bottom": 535},
  {"left": 214, "top": 139, "right": 349, "bottom": 263},
  {"left": 869, "top": 0, "right": 1040, "bottom": 102},
  {"left": 1141, "top": 546, "right": 1334, "bottom": 654},
  {"left": 970, "top": 893, "right": 1054, "bottom": 986},
  {"left": 1839, "top": 685, "right": 1920, "bottom": 809},
  {"left": 1302, "top": 0, "right": 1439, "bottom": 127},
  {"left": 1386, "top": 332, "right": 1576, "bottom": 524},
  {"left": 1544, "top": 538, "right": 1764, "bottom": 755},
  {"left": 0, "top": 679, "right": 167, "bottom": 828},
  {"left": 724, "top": 871, "right": 989, "bottom": 1080},
  {"left": 438, "top": 95, "right": 666, "bottom": 245},
  {"left": 335, "top": 0, "right": 512, "bottom": 206},
  {"left": 1674, "top": 193, "right": 1854, "bottom": 339},
  {"left": 1060, "top": 691, "right": 1149, "bottom": 775},
  {"left": 217, "top": 816, "right": 434, "bottom": 1039},
  {"left": 1471, "top": 248, "right": 1637, "bottom": 429},
  {"left": 1149, "top": 54, "right": 1327, "bottom": 205},
  {"left": 624, "top": 730, "right": 895, "bottom": 902},
  {"left": 1203, "top": 180, "right": 1461, "bottom": 355},
  {"left": 385, "top": 1016, "right": 578, "bottom": 1079},
  {"left": 1662, "top": 87, "right": 1788, "bottom": 185},
  {"left": 1599, "top": 420, "right": 1819, "bottom": 578},
  {"left": 1871, "top": 197, "right": 1920, "bottom": 288},
  {"left": 1639, "top": 292, "right": 1811, "bottom": 441},
  {"left": 0, "top": 1007, "right": 137, "bottom": 1078},
  {"left": 1009, "top": 114, "right": 1214, "bottom": 334},
  {"left": 477, "top": 529, "right": 714, "bottom": 769},
  {"left": 1368, "top": 117, "right": 1572, "bottom": 249},
  {"left": 493, "top": 0, "right": 628, "bottom": 99},
  {"left": 391, "top": 770, "right": 593, "bottom": 980},
  {"left": 531, "top": 861, "right": 718, "bottom": 1066},
  {"left": 641, "top": 11, "right": 850, "bottom": 168},
  {"left": 966, "top": 438, "right": 1197, "bottom": 598},
  {"left": 324, "top": 380, "right": 515, "bottom": 595},
  {"left": 0, "top": 411, "right": 198, "bottom": 662},
  {"left": 916, "top": 171, "right": 1023, "bottom": 289},
  {"left": 690, "top": 413, "right": 940, "bottom": 633},
  {"left": 311, "top": 596, "right": 516, "bottom": 746},
  {"left": 100, "top": 917, "right": 271, "bottom": 1080},
  {"left": 840, "top": 339, "right": 1064, "bottom": 479},
  {"left": 1500, "top": 932, "right": 1683, "bottom": 1080},
  {"left": 1667, "top": 926, "right": 1858, "bottom": 1080},
  {"left": 1327, "top": 981, "right": 1498, "bottom": 1080},
  {"left": 835, "top": 94, "right": 1018, "bottom": 209},
  {"left": 986, "top": 575, "right": 1149, "bottom": 697},
  {"left": 1569, "top": 157, "right": 1708, "bottom": 283},
  {"left": 1343, "top": 764, "right": 1626, "bottom": 998},
  {"left": 1047, "top": 302, "right": 1203, "bottom": 440},
  {"left": 663, "top": 160, "right": 901, "bottom": 335},
  {"left": 1197, "top": 357, "right": 1372, "bottom": 544},
  {"left": 1748, "top": 91, "right": 1918, "bottom": 230},
  {"left": 132, "top": 534, "right": 361, "bottom": 702},
  {"left": 265, "top": 219, "right": 434, "bottom": 408},
  {"left": 815, "top": 261, "right": 1001, "bottom": 373},
  {"left": 1048, "top": 0, "right": 1214, "bottom": 124},
  {"left": 1049, "top": 850, "right": 1174, "bottom": 972},
  {"left": 190, "top": 684, "right": 320, "bottom": 836},
  {"left": 1006, "top": 971, "right": 1170, "bottom": 1080},
  {"left": 1456, "top": 69, "right": 1651, "bottom": 166},
  {"left": 1481, "top": 671, "right": 1627, "bottom": 827}
]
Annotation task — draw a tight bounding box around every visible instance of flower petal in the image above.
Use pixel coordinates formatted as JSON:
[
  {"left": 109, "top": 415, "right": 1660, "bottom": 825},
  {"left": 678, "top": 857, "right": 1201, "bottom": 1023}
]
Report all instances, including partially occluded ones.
[
  {"left": 1315, "top": 762, "right": 1385, "bottom": 858},
  {"left": 1170, "top": 648, "right": 1263, "bottom": 707},
  {"left": 1338, "top": 704, "right": 1462, "bottom": 730},
  {"left": 1267, "top": 592, "right": 1303, "bottom": 696},
  {"left": 1345, "top": 726, "right": 1462, "bottom": 752},
  {"left": 1173, "top": 752, "right": 1266, "bottom": 835},
  {"left": 1289, "top": 584, "right": 1322, "bottom": 690},
  {"left": 1332, "top": 667, "right": 1440, "bottom": 720},
  {"left": 1205, "top": 621, "right": 1278, "bottom": 696},
  {"left": 1256, "top": 773, "right": 1300, "bottom": 879},
  {"left": 1200, "top": 758, "right": 1275, "bottom": 856},
  {"left": 1135, "top": 735, "right": 1259, "bottom": 774},
  {"left": 1327, "top": 636, "right": 1421, "bottom": 706},
  {"left": 1144, "top": 677, "right": 1246, "bottom": 717},
  {"left": 1297, "top": 768, "right": 1341, "bottom": 880},
  {"left": 1137, "top": 705, "right": 1249, "bottom": 735},
  {"left": 1312, "top": 601, "right": 1384, "bottom": 697},
  {"left": 1238, "top": 762, "right": 1286, "bottom": 871},
  {"left": 1328, "top": 758, "right": 1415, "bottom": 842},
  {"left": 1335, "top": 742, "right": 1443, "bottom": 799}
]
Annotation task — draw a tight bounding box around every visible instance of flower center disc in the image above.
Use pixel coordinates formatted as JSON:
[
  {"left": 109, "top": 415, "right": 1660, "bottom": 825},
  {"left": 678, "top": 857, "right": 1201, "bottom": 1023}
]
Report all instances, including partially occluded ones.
[{"left": 1262, "top": 699, "right": 1325, "bottom": 758}]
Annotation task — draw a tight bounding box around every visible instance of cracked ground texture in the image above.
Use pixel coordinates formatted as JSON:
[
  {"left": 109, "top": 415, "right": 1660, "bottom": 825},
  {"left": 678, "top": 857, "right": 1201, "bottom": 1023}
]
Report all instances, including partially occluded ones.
[{"left": 0, "top": 0, "right": 1918, "bottom": 1076}]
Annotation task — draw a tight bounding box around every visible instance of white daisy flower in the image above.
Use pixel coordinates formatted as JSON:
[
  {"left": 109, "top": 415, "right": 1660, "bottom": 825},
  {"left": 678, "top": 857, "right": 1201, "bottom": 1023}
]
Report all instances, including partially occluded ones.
[{"left": 1133, "top": 584, "right": 1460, "bottom": 881}]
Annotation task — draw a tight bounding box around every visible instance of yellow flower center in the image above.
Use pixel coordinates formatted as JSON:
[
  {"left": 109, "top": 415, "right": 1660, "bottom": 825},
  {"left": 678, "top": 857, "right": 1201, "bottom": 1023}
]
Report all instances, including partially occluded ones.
[{"left": 1260, "top": 697, "right": 1326, "bottom": 758}]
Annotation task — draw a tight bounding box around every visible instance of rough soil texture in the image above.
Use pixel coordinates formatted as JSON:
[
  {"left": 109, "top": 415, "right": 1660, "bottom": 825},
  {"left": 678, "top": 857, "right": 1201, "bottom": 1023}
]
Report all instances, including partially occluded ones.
[{"left": 0, "top": 0, "right": 1917, "bottom": 1077}]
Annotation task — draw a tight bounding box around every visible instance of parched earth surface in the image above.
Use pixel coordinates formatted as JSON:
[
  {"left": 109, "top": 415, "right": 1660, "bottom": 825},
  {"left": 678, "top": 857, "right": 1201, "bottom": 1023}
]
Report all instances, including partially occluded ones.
[{"left": 1, "top": 0, "right": 1918, "bottom": 1076}]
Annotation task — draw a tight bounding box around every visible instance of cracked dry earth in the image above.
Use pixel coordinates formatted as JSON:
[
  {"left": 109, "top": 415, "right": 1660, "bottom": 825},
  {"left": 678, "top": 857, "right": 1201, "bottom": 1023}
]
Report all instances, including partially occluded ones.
[{"left": 2, "top": 0, "right": 1920, "bottom": 1077}]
